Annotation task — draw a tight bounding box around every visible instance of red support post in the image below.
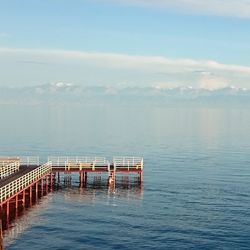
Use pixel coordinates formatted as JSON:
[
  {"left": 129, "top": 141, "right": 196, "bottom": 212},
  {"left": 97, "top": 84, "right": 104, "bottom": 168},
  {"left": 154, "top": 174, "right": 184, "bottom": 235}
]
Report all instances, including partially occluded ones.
[
  {"left": 6, "top": 201, "right": 9, "bottom": 227},
  {"left": 23, "top": 190, "right": 26, "bottom": 208},
  {"left": 16, "top": 194, "right": 18, "bottom": 210},
  {"left": 30, "top": 185, "right": 32, "bottom": 207},
  {"left": 41, "top": 178, "right": 44, "bottom": 196},
  {"left": 36, "top": 181, "right": 38, "bottom": 200},
  {"left": 46, "top": 175, "right": 49, "bottom": 194},
  {"left": 50, "top": 174, "right": 53, "bottom": 192},
  {"left": 15, "top": 195, "right": 18, "bottom": 218}
]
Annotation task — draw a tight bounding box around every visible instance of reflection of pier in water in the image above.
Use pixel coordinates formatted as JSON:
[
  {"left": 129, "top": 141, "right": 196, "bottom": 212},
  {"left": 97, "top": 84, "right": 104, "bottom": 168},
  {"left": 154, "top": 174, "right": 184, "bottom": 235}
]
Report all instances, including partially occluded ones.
[
  {"left": 61, "top": 173, "right": 143, "bottom": 202},
  {"left": 3, "top": 175, "right": 143, "bottom": 247},
  {"left": 3, "top": 195, "right": 51, "bottom": 248},
  {"left": 61, "top": 171, "right": 143, "bottom": 188}
]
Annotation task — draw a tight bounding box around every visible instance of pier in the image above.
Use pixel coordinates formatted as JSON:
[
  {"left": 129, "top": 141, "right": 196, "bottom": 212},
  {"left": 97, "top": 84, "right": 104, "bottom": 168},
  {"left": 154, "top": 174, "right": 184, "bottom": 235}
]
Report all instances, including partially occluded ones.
[{"left": 0, "top": 155, "right": 143, "bottom": 246}]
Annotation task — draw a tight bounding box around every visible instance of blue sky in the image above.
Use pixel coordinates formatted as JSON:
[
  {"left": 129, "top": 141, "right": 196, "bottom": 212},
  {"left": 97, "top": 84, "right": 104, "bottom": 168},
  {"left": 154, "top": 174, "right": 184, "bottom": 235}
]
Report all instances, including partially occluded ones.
[{"left": 1, "top": 0, "right": 250, "bottom": 89}]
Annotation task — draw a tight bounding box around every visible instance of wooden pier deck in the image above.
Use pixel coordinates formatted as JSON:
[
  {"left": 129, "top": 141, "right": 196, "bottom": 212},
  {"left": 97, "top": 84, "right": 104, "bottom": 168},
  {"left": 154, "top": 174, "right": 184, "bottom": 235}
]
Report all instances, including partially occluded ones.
[{"left": 0, "top": 166, "right": 36, "bottom": 189}]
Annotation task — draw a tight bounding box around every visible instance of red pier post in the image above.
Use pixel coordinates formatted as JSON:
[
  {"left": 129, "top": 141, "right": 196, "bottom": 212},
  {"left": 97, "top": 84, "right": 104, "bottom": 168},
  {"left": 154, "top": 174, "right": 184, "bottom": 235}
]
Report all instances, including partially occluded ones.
[
  {"left": 29, "top": 185, "right": 32, "bottom": 206},
  {"left": 50, "top": 174, "right": 53, "bottom": 192},
  {"left": 23, "top": 190, "right": 26, "bottom": 208},
  {"left": 41, "top": 178, "right": 44, "bottom": 196},
  {"left": 15, "top": 194, "right": 18, "bottom": 217},
  {"left": 46, "top": 175, "right": 49, "bottom": 194},
  {"left": 15, "top": 194, "right": 18, "bottom": 210},
  {"left": 6, "top": 201, "right": 9, "bottom": 227},
  {"left": 36, "top": 182, "right": 38, "bottom": 200}
]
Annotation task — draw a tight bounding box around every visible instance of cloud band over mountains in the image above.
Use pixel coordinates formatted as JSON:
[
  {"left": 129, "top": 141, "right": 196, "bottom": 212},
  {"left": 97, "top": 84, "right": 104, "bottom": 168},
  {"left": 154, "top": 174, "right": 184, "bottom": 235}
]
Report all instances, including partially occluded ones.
[
  {"left": 0, "top": 48, "right": 250, "bottom": 90},
  {"left": 98, "top": 0, "right": 250, "bottom": 18}
]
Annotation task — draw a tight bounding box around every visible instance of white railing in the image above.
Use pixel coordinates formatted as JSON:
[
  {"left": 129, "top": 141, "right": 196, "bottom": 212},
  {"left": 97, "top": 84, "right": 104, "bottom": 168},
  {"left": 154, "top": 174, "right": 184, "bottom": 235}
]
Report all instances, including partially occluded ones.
[
  {"left": 48, "top": 156, "right": 110, "bottom": 170},
  {"left": 0, "top": 161, "right": 20, "bottom": 179},
  {"left": 0, "top": 156, "right": 39, "bottom": 166},
  {"left": 19, "top": 156, "right": 40, "bottom": 166},
  {"left": 0, "top": 157, "right": 20, "bottom": 166},
  {"left": 113, "top": 157, "right": 144, "bottom": 170},
  {"left": 0, "top": 162, "right": 52, "bottom": 203}
]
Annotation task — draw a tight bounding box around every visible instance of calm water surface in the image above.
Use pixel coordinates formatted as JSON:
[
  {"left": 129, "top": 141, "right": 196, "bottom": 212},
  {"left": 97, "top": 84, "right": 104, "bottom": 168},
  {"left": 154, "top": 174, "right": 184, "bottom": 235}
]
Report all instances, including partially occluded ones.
[{"left": 0, "top": 104, "right": 250, "bottom": 249}]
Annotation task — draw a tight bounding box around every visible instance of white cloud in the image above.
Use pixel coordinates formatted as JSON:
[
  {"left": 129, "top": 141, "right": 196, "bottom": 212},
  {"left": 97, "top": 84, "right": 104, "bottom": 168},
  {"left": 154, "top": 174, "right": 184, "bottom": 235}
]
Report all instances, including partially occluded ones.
[
  {"left": 0, "top": 48, "right": 250, "bottom": 89},
  {"left": 100, "top": 0, "right": 250, "bottom": 18},
  {"left": 1, "top": 47, "right": 249, "bottom": 74},
  {"left": 199, "top": 73, "right": 228, "bottom": 90}
]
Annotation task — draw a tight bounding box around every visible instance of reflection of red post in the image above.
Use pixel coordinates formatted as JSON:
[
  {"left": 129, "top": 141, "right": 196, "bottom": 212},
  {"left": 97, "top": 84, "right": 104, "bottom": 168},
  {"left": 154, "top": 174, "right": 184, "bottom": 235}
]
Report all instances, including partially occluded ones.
[
  {"left": 79, "top": 172, "right": 84, "bottom": 188},
  {"left": 139, "top": 172, "right": 143, "bottom": 182},
  {"left": 139, "top": 172, "right": 143, "bottom": 190},
  {"left": 41, "top": 178, "right": 44, "bottom": 196}
]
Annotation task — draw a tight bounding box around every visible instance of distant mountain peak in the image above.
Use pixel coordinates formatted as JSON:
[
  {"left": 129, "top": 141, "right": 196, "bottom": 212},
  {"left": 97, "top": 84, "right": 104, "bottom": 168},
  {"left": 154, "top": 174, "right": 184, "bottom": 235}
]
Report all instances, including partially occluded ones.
[{"left": 50, "top": 82, "right": 73, "bottom": 88}]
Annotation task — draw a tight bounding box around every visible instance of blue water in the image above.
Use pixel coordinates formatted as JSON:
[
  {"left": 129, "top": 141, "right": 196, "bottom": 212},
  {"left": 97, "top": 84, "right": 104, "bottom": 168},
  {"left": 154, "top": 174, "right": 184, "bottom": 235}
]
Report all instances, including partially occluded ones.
[{"left": 1, "top": 104, "right": 250, "bottom": 249}]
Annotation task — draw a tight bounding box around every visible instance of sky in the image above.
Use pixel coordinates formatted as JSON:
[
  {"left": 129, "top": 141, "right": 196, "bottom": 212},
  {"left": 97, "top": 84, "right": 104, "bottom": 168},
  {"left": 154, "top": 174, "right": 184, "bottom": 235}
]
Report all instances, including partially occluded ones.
[{"left": 0, "top": 0, "right": 250, "bottom": 90}]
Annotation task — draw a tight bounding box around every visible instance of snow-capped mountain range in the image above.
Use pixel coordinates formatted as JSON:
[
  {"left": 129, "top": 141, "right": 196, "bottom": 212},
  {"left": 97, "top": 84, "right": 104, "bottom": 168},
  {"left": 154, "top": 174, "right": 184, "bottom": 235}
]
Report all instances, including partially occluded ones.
[{"left": 1, "top": 83, "right": 250, "bottom": 104}]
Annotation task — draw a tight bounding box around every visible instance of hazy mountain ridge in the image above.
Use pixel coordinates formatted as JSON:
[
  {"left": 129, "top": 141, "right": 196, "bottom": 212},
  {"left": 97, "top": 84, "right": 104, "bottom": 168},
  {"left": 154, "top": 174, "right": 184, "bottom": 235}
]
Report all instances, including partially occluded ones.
[{"left": 1, "top": 83, "right": 250, "bottom": 105}]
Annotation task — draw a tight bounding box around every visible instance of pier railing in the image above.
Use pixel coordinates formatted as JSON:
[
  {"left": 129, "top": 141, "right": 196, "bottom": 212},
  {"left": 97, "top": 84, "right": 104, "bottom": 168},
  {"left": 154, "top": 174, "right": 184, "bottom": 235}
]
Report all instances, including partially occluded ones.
[
  {"left": 0, "top": 158, "right": 20, "bottom": 166},
  {"left": 0, "top": 162, "right": 52, "bottom": 203},
  {"left": 113, "top": 157, "right": 143, "bottom": 171},
  {"left": 0, "top": 156, "right": 39, "bottom": 166},
  {"left": 19, "top": 156, "right": 40, "bottom": 166},
  {"left": 0, "top": 161, "right": 20, "bottom": 179},
  {"left": 48, "top": 156, "right": 110, "bottom": 171}
]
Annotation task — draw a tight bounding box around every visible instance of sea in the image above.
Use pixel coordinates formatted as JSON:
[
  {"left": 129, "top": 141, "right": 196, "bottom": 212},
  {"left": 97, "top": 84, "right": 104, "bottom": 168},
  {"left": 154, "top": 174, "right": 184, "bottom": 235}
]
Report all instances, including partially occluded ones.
[{"left": 0, "top": 103, "right": 250, "bottom": 250}]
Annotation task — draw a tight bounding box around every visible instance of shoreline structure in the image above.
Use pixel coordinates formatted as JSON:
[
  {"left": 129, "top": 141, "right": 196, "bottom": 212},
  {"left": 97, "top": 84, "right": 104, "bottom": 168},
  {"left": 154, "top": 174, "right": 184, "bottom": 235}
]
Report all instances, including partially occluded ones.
[{"left": 0, "top": 156, "right": 144, "bottom": 248}]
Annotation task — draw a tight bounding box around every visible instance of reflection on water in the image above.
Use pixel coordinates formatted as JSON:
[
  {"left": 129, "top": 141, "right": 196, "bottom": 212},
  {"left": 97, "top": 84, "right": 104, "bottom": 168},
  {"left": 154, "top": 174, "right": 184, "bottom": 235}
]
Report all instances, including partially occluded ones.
[
  {"left": 2, "top": 104, "right": 250, "bottom": 249},
  {"left": 60, "top": 173, "right": 143, "bottom": 202},
  {"left": 3, "top": 195, "right": 52, "bottom": 247},
  {"left": 56, "top": 171, "right": 143, "bottom": 199},
  {"left": 4, "top": 174, "right": 143, "bottom": 249}
]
